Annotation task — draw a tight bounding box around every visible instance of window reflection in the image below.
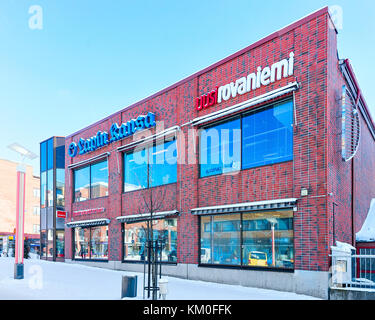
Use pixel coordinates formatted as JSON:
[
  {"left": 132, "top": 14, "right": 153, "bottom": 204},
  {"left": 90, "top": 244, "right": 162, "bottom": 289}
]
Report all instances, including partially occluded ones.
[
  {"left": 124, "top": 148, "right": 148, "bottom": 192},
  {"left": 90, "top": 161, "right": 108, "bottom": 198},
  {"left": 40, "top": 230, "right": 46, "bottom": 258},
  {"left": 47, "top": 169, "right": 54, "bottom": 207},
  {"left": 74, "top": 166, "right": 90, "bottom": 202},
  {"left": 74, "top": 225, "right": 108, "bottom": 260},
  {"left": 56, "top": 168, "right": 65, "bottom": 207},
  {"left": 40, "top": 141, "right": 47, "bottom": 172},
  {"left": 90, "top": 226, "right": 108, "bottom": 259},
  {"left": 123, "top": 140, "right": 177, "bottom": 192},
  {"left": 199, "top": 100, "right": 293, "bottom": 178},
  {"left": 242, "top": 211, "right": 293, "bottom": 268},
  {"left": 47, "top": 229, "right": 53, "bottom": 258},
  {"left": 200, "top": 210, "right": 294, "bottom": 269},
  {"left": 200, "top": 119, "right": 241, "bottom": 178},
  {"left": 242, "top": 100, "right": 293, "bottom": 169},
  {"left": 41, "top": 172, "right": 47, "bottom": 209},
  {"left": 200, "top": 214, "right": 241, "bottom": 265},
  {"left": 74, "top": 227, "right": 90, "bottom": 259},
  {"left": 56, "top": 230, "right": 65, "bottom": 258},
  {"left": 123, "top": 218, "right": 178, "bottom": 262},
  {"left": 73, "top": 160, "right": 108, "bottom": 202},
  {"left": 47, "top": 138, "right": 54, "bottom": 170},
  {"left": 149, "top": 140, "right": 177, "bottom": 188}
]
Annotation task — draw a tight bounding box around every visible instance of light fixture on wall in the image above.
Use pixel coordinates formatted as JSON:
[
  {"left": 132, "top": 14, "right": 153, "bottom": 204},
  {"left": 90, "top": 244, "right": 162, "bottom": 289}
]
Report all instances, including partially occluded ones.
[{"left": 300, "top": 187, "right": 308, "bottom": 197}]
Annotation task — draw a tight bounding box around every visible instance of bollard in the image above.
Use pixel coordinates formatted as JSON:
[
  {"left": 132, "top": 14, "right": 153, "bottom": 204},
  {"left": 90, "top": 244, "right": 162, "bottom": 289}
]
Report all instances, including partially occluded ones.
[
  {"left": 159, "top": 278, "right": 168, "bottom": 300},
  {"left": 121, "top": 275, "right": 138, "bottom": 299}
]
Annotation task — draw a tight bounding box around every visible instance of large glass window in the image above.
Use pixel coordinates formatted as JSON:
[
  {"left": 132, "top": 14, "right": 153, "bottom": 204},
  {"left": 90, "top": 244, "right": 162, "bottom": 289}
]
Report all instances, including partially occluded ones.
[
  {"left": 123, "top": 221, "right": 148, "bottom": 261},
  {"left": 56, "top": 168, "right": 65, "bottom": 207},
  {"left": 123, "top": 139, "right": 177, "bottom": 192},
  {"left": 123, "top": 218, "right": 178, "bottom": 262},
  {"left": 47, "top": 138, "right": 54, "bottom": 170},
  {"left": 149, "top": 140, "right": 177, "bottom": 187},
  {"left": 56, "top": 145, "right": 65, "bottom": 169},
  {"left": 124, "top": 149, "right": 148, "bottom": 192},
  {"left": 90, "top": 226, "right": 108, "bottom": 259},
  {"left": 200, "top": 210, "right": 294, "bottom": 269},
  {"left": 199, "top": 100, "right": 293, "bottom": 177},
  {"left": 153, "top": 218, "right": 177, "bottom": 262},
  {"left": 242, "top": 100, "right": 293, "bottom": 169},
  {"left": 91, "top": 161, "right": 109, "bottom": 198},
  {"left": 242, "top": 211, "right": 294, "bottom": 268},
  {"left": 74, "top": 225, "right": 108, "bottom": 260},
  {"left": 74, "top": 166, "right": 90, "bottom": 202},
  {"left": 41, "top": 172, "right": 47, "bottom": 209},
  {"left": 200, "top": 214, "right": 241, "bottom": 265},
  {"left": 40, "top": 141, "right": 47, "bottom": 172},
  {"left": 74, "top": 227, "right": 90, "bottom": 259},
  {"left": 40, "top": 230, "right": 46, "bottom": 258},
  {"left": 47, "top": 229, "right": 53, "bottom": 258},
  {"left": 56, "top": 230, "right": 65, "bottom": 258},
  {"left": 200, "top": 119, "right": 241, "bottom": 178},
  {"left": 47, "top": 169, "right": 54, "bottom": 207},
  {"left": 73, "top": 160, "right": 108, "bottom": 202}
]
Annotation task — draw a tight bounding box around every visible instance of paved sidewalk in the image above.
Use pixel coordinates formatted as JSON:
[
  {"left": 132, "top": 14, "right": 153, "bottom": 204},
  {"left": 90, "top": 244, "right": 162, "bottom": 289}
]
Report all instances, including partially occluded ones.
[{"left": 0, "top": 257, "right": 319, "bottom": 300}]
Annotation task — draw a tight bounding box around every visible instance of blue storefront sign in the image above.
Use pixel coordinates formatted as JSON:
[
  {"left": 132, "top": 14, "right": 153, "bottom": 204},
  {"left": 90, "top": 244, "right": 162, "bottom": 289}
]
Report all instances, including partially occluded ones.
[{"left": 68, "top": 112, "right": 156, "bottom": 158}]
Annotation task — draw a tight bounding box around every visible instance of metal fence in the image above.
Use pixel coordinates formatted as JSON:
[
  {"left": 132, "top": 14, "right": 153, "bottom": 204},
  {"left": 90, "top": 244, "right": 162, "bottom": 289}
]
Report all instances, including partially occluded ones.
[
  {"left": 355, "top": 248, "right": 375, "bottom": 288},
  {"left": 330, "top": 248, "right": 375, "bottom": 290}
]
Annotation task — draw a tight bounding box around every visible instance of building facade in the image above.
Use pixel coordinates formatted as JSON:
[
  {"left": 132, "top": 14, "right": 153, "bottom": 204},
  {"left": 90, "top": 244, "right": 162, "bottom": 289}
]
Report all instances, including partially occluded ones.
[
  {"left": 63, "top": 7, "right": 375, "bottom": 299},
  {"left": 40, "top": 137, "right": 66, "bottom": 261},
  {"left": 0, "top": 159, "right": 40, "bottom": 256}
]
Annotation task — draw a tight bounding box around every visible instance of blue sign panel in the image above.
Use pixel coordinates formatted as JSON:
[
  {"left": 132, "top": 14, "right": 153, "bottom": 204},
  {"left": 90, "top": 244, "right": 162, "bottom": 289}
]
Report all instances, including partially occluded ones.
[{"left": 68, "top": 112, "right": 156, "bottom": 158}]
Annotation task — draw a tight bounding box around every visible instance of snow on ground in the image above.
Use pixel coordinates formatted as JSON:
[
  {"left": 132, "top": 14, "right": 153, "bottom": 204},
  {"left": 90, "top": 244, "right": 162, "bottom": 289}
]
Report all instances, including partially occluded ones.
[{"left": 0, "top": 257, "right": 319, "bottom": 300}]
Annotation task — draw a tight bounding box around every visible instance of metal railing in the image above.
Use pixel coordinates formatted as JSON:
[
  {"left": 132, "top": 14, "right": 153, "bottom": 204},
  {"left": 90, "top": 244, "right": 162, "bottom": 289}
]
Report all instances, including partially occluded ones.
[{"left": 330, "top": 249, "right": 375, "bottom": 290}]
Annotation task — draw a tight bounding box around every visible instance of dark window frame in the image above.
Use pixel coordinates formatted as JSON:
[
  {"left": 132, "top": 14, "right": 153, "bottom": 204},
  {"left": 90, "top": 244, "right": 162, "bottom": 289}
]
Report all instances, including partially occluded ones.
[
  {"left": 72, "top": 225, "right": 109, "bottom": 262},
  {"left": 122, "top": 137, "right": 177, "bottom": 193},
  {"left": 72, "top": 159, "right": 109, "bottom": 203},
  {"left": 198, "top": 98, "right": 294, "bottom": 179},
  {"left": 121, "top": 216, "right": 178, "bottom": 265},
  {"left": 198, "top": 210, "right": 295, "bottom": 272},
  {"left": 40, "top": 136, "right": 66, "bottom": 261}
]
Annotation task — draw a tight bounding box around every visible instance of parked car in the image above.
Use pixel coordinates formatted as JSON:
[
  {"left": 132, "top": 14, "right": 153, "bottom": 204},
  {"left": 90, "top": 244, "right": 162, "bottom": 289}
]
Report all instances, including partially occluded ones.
[
  {"left": 168, "top": 249, "right": 177, "bottom": 262},
  {"left": 248, "top": 251, "right": 268, "bottom": 267},
  {"left": 200, "top": 248, "right": 211, "bottom": 263}
]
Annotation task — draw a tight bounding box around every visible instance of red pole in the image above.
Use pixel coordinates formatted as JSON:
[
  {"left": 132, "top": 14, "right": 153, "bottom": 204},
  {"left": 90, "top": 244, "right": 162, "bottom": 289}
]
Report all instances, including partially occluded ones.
[
  {"left": 271, "top": 224, "right": 275, "bottom": 267},
  {"left": 14, "top": 166, "right": 26, "bottom": 279}
]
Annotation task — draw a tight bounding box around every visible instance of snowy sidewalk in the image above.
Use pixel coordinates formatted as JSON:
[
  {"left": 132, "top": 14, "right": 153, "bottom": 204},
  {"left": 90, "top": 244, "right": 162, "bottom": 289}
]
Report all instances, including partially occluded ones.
[{"left": 0, "top": 257, "right": 319, "bottom": 300}]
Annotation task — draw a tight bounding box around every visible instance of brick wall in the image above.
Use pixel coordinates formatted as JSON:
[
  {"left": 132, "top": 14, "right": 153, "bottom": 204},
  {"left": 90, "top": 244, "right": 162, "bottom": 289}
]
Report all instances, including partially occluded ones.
[
  {"left": 326, "top": 16, "right": 375, "bottom": 251},
  {"left": 64, "top": 8, "right": 374, "bottom": 272}
]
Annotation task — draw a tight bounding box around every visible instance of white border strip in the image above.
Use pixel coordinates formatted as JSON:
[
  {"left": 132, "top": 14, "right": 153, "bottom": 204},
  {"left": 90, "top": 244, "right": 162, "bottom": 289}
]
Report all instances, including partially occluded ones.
[
  {"left": 68, "top": 152, "right": 110, "bottom": 169},
  {"left": 116, "top": 210, "right": 179, "bottom": 222},
  {"left": 191, "top": 198, "right": 297, "bottom": 213},
  {"left": 66, "top": 218, "right": 110, "bottom": 228},
  {"left": 117, "top": 126, "right": 180, "bottom": 152}
]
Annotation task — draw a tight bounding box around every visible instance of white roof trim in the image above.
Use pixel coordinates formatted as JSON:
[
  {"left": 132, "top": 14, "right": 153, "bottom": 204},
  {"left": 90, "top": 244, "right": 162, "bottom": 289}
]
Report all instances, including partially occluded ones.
[
  {"left": 191, "top": 82, "right": 299, "bottom": 127},
  {"left": 68, "top": 152, "right": 110, "bottom": 169},
  {"left": 191, "top": 198, "right": 297, "bottom": 215},
  {"left": 117, "top": 126, "right": 180, "bottom": 152},
  {"left": 116, "top": 210, "right": 179, "bottom": 222},
  {"left": 66, "top": 218, "right": 110, "bottom": 228}
]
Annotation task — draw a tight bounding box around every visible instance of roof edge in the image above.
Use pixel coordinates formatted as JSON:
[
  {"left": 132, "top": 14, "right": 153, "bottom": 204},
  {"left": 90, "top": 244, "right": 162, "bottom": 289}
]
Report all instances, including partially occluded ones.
[
  {"left": 340, "top": 59, "right": 375, "bottom": 140},
  {"left": 66, "top": 6, "right": 329, "bottom": 139}
]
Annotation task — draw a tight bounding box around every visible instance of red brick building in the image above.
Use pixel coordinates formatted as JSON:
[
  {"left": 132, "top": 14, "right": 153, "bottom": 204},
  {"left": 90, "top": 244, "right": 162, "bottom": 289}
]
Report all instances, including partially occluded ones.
[{"left": 63, "top": 7, "right": 375, "bottom": 298}]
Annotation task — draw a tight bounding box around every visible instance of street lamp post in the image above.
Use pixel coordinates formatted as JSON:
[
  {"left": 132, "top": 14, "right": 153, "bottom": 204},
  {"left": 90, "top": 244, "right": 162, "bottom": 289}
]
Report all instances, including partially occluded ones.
[{"left": 8, "top": 143, "right": 37, "bottom": 279}]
